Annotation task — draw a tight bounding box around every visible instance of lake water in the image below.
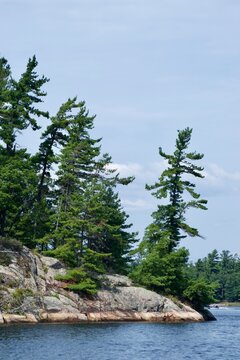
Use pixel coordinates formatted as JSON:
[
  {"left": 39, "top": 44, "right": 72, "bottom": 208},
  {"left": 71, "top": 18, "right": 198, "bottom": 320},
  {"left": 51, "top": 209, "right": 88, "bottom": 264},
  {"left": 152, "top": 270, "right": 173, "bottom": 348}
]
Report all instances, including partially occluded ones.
[{"left": 1, "top": 308, "right": 240, "bottom": 360}]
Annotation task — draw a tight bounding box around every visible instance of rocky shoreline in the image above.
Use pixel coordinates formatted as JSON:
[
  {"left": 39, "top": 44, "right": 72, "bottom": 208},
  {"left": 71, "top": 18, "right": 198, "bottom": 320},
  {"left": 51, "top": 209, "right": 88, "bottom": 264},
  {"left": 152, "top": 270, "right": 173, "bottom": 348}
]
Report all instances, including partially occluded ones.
[{"left": 0, "top": 246, "right": 214, "bottom": 324}]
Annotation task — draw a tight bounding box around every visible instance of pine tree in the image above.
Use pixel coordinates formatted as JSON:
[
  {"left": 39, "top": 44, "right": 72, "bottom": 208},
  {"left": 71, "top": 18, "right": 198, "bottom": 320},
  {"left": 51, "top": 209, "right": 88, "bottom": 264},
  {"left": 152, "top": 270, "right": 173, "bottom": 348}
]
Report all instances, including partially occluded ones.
[
  {"left": 0, "top": 149, "right": 38, "bottom": 240},
  {"left": 45, "top": 98, "right": 103, "bottom": 255},
  {"left": 42, "top": 99, "right": 136, "bottom": 271},
  {"left": 72, "top": 181, "right": 137, "bottom": 273},
  {"left": 132, "top": 128, "right": 207, "bottom": 297},
  {"left": 0, "top": 56, "right": 49, "bottom": 155},
  {"left": 145, "top": 127, "right": 207, "bottom": 251},
  {"left": 0, "top": 55, "right": 136, "bottom": 279},
  {"left": 0, "top": 56, "right": 49, "bottom": 239},
  {"left": 30, "top": 98, "right": 77, "bottom": 245}
]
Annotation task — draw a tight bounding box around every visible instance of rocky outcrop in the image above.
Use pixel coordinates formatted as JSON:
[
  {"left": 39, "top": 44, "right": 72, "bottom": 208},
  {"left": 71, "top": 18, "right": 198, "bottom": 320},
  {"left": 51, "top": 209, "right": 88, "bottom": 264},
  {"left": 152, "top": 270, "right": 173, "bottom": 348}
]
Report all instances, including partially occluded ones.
[{"left": 0, "top": 246, "right": 212, "bottom": 324}]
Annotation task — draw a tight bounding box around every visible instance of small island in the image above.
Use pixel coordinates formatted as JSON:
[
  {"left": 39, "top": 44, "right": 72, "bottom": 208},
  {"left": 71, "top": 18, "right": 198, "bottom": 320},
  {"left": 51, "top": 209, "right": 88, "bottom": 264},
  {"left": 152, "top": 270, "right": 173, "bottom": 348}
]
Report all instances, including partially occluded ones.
[
  {"left": 0, "top": 244, "right": 214, "bottom": 324},
  {"left": 0, "top": 57, "right": 238, "bottom": 325}
]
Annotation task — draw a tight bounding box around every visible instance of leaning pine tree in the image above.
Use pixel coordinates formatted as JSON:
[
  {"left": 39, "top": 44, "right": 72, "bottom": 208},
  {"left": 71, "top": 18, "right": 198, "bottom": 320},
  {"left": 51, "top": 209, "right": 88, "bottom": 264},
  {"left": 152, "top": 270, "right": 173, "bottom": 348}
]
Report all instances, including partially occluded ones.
[
  {"left": 41, "top": 98, "right": 137, "bottom": 295},
  {"left": 132, "top": 127, "right": 208, "bottom": 297}
]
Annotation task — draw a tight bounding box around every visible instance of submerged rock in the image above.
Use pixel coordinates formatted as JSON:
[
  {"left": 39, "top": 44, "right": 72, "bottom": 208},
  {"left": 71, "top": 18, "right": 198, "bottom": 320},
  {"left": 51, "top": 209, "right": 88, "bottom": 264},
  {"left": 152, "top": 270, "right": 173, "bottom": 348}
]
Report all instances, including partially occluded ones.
[{"left": 0, "top": 246, "right": 213, "bottom": 324}]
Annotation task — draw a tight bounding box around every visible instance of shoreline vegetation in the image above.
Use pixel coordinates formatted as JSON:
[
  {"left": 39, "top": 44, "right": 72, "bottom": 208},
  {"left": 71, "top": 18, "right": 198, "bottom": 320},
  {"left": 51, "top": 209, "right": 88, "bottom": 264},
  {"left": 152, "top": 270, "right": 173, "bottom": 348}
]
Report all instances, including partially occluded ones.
[{"left": 0, "top": 56, "right": 239, "bottom": 321}]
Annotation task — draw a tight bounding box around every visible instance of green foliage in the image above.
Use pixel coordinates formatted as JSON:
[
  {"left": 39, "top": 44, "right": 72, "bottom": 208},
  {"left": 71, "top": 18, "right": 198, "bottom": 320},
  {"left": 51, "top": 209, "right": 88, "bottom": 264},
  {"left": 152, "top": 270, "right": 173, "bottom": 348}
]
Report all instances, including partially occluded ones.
[
  {"left": 183, "top": 280, "right": 217, "bottom": 310},
  {"left": 132, "top": 128, "right": 208, "bottom": 308},
  {"left": 0, "top": 55, "right": 136, "bottom": 275},
  {"left": 131, "top": 238, "right": 189, "bottom": 296},
  {"left": 0, "top": 237, "right": 23, "bottom": 251},
  {"left": 56, "top": 268, "right": 97, "bottom": 295},
  {"left": 55, "top": 249, "right": 109, "bottom": 295},
  {"left": 0, "top": 252, "right": 12, "bottom": 266},
  {"left": 66, "top": 280, "right": 97, "bottom": 294},
  {"left": 188, "top": 250, "right": 240, "bottom": 302},
  {"left": 43, "top": 244, "right": 77, "bottom": 268},
  {"left": 40, "top": 97, "right": 136, "bottom": 271},
  {"left": 0, "top": 56, "right": 49, "bottom": 154},
  {"left": 145, "top": 127, "right": 207, "bottom": 249},
  {"left": 12, "top": 287, "right": 34, "bottom": 300},
  {"left": 0, "top": 56, "right": 48, "bottom": 240}
]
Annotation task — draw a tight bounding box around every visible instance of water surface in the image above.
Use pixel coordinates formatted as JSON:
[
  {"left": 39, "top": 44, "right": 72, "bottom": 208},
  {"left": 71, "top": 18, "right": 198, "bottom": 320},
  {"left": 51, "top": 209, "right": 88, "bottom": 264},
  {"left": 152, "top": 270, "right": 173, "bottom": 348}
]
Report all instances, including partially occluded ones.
[{"left": 1, "top": 308, "right": 239, "bottom": 360}]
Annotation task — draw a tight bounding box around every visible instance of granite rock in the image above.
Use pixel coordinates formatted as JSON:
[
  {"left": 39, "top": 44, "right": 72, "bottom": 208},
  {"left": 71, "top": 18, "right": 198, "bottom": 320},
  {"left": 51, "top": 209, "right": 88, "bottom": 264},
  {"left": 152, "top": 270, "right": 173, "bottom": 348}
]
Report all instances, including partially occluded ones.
[{"left": 0, "top": 246, "right": 214, "bottom": 324}]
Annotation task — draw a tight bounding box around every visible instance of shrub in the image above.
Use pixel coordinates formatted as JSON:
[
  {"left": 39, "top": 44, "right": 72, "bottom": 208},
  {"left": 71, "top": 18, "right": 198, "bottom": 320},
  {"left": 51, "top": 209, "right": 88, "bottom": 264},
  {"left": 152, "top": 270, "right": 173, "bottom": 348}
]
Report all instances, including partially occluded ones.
[
  {"left": 0, "top": 252, "right": 12, "bottom": 266},
  {"left": 43, "top": 244, "right": 76, "bottom": 267},
  {"left": 67, "top": 280, "right": 97, "bottom": 295},
  {"left": 0, "top": 237, "right": 23, "bottom": 252},
  {"left": 4, "top": 288, "right": 35, "bottom": 312},
  {"left": 183, "top": 279, "right": 217, "bottom": 310},
  {"left": 55, "top": 268, "right": 98, "bottom": 295},
  {"left": 12, "top": 288, "right": 34, "bottom": 300}
]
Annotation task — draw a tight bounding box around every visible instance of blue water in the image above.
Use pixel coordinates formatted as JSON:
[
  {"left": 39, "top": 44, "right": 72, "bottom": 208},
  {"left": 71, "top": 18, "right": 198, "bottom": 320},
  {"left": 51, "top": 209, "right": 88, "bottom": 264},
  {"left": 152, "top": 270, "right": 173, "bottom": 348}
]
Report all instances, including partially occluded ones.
[{"left": 0, "top": 308, "right": 240, "bottom": 360}]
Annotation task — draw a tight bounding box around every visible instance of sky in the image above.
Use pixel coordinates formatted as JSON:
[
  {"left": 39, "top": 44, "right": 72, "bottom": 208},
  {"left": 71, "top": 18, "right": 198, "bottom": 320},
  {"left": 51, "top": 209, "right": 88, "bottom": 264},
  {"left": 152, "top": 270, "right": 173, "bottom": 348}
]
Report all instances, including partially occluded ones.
[{"left": 1, "top": 0, "right": 240, "bottom": 260}]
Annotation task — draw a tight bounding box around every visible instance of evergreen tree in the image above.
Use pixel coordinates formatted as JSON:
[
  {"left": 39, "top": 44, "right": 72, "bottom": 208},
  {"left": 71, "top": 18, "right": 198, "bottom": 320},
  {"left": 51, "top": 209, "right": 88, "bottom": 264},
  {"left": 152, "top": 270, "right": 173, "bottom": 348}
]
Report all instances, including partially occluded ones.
[
  {"left": 132, "top": 237, "right": 189, "bottom": 295},
  {"left": 75, "top": 181, "right": 137, "bottom": 273},
  {"left": 132, "top": 128, "right": 207, "bottom": 298},
  {"left": 0, "top": 56, "right": 49, "bottom": 155},
  {"left": 0, "top": 149, "right": 38, "bottom": 240},
  {"left": 145, "top": 127, "right": 207, "bottom": 251},
  {"left": 0, "top": 56, "right": 48, "bottom": 239},
  {"left": 30, "top": 99, "right": 76, "bottom": 245},
  {"left": 189, "top": 250, "right": 240, "bottom": 302},
  {"left": 42, "top": 99, "right": 136, "bottom": 272}
]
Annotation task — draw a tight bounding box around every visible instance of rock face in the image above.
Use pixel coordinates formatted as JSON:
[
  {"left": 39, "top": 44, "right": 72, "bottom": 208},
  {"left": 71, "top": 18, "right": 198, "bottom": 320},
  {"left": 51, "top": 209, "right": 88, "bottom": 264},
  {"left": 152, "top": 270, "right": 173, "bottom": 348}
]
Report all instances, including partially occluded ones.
[{"left": 0, "top": 246, "right": 210, "bottom": 324}]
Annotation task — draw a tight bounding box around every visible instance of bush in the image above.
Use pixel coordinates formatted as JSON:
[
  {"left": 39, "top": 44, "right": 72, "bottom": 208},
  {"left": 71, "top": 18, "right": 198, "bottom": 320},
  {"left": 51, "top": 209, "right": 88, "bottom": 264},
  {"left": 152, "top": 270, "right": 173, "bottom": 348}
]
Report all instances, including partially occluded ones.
[
  {"left": 67, "top": 280, "right": 97, "bottom": 295},
  {"left": 183, "top": 279, "right": 217, "bottom": 310},
  {"left": 54, "top": 249, "right": 110, "bottom": 296},
  {"left": 55, "top": 268, "right": 98, "bottom": 295},
  {"left": 0, "top": 252, "right": 12, "bottom": 266},
  {"left": 12, "top": 288, "right": 34, "bottom": 300},
  {"left": 43, "top": 244, "right": 76, "bottom": 267},
  {"left": 0, "top": 237, "right": 23, "bottom": 252},
  {"left": 5, "top": 288, "right": 35, "bottom": 312}
]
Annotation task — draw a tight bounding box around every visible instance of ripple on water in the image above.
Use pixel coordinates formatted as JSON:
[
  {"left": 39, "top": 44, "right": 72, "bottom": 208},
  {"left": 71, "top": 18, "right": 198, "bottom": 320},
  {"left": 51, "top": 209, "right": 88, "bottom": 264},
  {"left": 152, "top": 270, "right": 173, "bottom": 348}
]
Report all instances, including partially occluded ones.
[{"left": 0, "top": 309, "right": 240, "bottom": 360}]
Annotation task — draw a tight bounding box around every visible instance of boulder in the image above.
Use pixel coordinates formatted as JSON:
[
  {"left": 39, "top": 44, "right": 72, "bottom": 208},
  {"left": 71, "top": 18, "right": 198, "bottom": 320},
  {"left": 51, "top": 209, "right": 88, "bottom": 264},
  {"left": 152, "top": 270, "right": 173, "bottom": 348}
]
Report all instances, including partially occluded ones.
[
  {"left": 3, "top": 313, "right": 38, "bottom": 323},
  {"left": 0, "top": 265, "right": 22, "bottom": 287},
  {"left": 40, "top": 311, "right": 87, "bottom": 322},
  {"left": 21, "top": 296, "right": 43, "bottom": 316},
  {"left": 87, "top": 310, "right": 142, "bottom": 322},
  {"left": 100, "top": 274, "right": 133, "bottom": 288},
  {"left": 96, "top": 280, "right": 179, "bottom": 313},
  {"left": 43, "top": 295, "right": 79, "bottom": 313},
  {"left": 40, "top": 256, "right": 66, "bottom": 280}
]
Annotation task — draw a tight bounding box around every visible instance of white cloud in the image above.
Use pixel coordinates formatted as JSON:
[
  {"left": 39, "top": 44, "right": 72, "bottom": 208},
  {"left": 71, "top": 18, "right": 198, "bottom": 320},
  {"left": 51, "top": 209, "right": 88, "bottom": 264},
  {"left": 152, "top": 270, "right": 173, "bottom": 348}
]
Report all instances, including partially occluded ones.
[
  {"left": 195, "top": 163, "right": 240, "bottom": 195},
  {"left": 113, "top": 161, "right": 240, "bottom": 203},
  {"left": 107, "top": 162, "right": 143, "bottom": 177},
  {"left": 108, "top": 160, "right": 168, "bottom": 181},
  {"left": 206, "top": 163, "right": 240, "bottom": 182},
  {"left": 122, "top": 199, "right": 153, "bottom": 211}
]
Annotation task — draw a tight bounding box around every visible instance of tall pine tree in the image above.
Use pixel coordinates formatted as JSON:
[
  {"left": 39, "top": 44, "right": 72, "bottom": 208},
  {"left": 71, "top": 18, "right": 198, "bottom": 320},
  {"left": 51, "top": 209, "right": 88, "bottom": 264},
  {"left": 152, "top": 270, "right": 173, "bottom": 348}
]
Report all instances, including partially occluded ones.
[
  {"left": 132, "top": 128, "right": 207, "bottom": 296},
  {"left": 0, "top": 56, "right": 48, "bottom": 239},
  {"left": 42, "top": 98, "right": 136, "bottom": 271}
]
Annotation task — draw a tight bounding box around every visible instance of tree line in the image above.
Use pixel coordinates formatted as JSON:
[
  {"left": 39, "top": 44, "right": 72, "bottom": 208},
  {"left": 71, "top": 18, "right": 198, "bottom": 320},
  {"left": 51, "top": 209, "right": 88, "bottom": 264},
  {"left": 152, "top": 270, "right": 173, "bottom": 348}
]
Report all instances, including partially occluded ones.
[
  {"left": 189, "top": 250, "right": 240, "bottom": 302},
  {"left": 1, "top": 56, "right": 235, "bottom": 308}
]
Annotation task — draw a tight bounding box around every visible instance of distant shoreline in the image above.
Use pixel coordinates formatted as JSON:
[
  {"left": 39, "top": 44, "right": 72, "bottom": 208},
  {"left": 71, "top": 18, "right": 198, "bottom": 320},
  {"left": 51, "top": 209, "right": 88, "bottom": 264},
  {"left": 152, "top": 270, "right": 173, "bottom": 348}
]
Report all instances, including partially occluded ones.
[{"left": 210, "top": 302, "right": 240, "bottom": 308}]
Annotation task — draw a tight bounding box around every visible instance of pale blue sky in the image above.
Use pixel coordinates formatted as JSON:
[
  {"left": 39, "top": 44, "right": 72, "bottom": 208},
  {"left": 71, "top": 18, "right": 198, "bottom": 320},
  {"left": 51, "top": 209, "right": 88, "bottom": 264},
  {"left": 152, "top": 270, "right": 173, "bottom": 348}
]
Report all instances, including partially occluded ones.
[{"left": 1, "top": 0, "right": 240, "bottom": 260}]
